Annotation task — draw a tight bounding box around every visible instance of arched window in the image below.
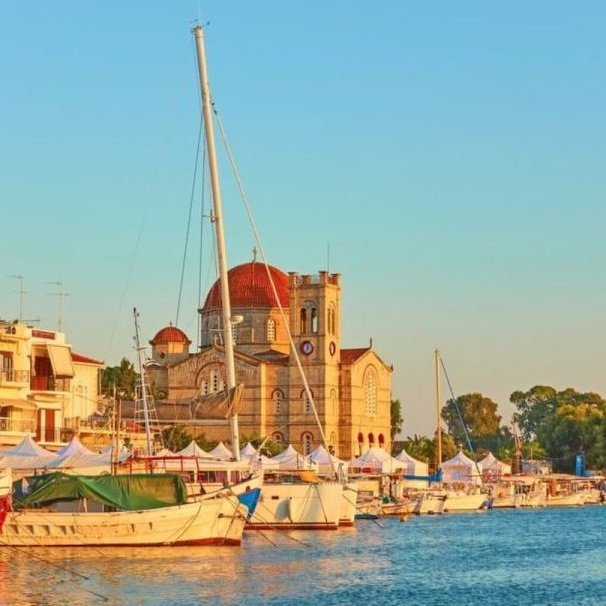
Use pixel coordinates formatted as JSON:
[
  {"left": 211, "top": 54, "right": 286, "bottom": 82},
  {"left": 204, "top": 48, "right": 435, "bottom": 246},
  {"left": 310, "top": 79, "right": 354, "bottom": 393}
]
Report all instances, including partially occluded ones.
[
  {"left": 330, "top": 432, "right": 337, "bottom": 453},
  {"left": 266, "top": 318, "right": 276, "bottom": 342},
  {"left": 378, "top": 434, "right": 385, "bottom": 447},
  {"left": 364, "top": 367, "right": 378, "bottom": 417},
  {"left": 301, "top": 432, "right": 313, "bottom": 455},
  {"left": 272, "top": 389, "right": 284, "bottom": 415},
  {"left": 330, "top": 389, "right": 337, "bottom": 416},
  {"left": 301, "top": 388, "right": 314, "bottom": 415},
  {"left": 300, "top": 300, "right": 318, "bottom": 335},
  {"left": 311, "top": 307, "right": 318, "bottom": 333},
  {"left": 273, "top": 432, "right": 284, "bottom": 445},
  {"left": 300, "top": 308, "right": 307, "bottom": 334},
  {"left": 357, "top": 432, "right": 364, "bottom": 445},
  {"left": 368, "top": 432, "right": 375, "bottom": 445},
  {"left": 328, "top": 303, "right": 336, "bottom": 335},
  {"left": 201, "top": 380, "right": 209, "bottom": 396}
]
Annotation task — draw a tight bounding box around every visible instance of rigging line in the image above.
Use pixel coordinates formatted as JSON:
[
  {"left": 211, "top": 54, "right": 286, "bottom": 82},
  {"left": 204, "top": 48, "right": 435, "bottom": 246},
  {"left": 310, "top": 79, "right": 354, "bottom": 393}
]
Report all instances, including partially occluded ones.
[
  {"left": 176, "top": 117, "right": 204, "bottom": 326},
  {"left": 438, "top": 357, "right": 483, "bottom": 482},
  {"left": 213, "top": 109, "right": 339, "bottom": 481}
]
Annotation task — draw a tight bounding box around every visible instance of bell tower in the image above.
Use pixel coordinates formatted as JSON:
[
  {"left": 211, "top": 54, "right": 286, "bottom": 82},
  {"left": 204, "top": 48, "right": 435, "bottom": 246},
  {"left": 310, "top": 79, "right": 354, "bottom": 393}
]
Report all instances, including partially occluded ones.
[{"left": 287, "top": 271, "right": 341, "bottom": 455}]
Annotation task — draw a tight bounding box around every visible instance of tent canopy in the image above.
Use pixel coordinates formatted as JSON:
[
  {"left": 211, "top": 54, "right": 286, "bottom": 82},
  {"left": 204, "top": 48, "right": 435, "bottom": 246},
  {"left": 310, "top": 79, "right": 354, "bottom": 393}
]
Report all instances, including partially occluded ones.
[
  {"left": 351, "top": 447, "right": 405, "bottom": 473},
  {"left": 270, "top": 445, "right": 317, "bottom": 471},
  {"left": 208, "top": 441, "right": 233, "bottom": 461},
  {"left": 441, "top": 449, "right": 482, "bottom": 485},
  {"left": 308, "top": 445, "right": 349, "bottom": 474},
  {"left": 395, "top": 449, "right": 429, "bottom": 475}
]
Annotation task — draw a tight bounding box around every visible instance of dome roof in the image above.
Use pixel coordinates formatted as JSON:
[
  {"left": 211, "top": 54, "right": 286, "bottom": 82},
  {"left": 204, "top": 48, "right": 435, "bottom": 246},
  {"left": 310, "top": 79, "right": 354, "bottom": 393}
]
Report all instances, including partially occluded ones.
[
  {"left": 150, "top": 325, "right": 191, "bottom": 345},
  {"left": 202, "top": 262, "right": 289, "bottom": 311}
]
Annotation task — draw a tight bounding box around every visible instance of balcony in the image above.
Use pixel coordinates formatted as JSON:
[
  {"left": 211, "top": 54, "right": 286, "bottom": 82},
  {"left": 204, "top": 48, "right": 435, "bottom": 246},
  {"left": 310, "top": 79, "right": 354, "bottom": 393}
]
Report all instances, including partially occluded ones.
[
  {"left": 0, "top": 369, "right": 31, "bottom": 386},
  {"left": 0, "top": 416, "right": 36, "bottom": 434}
]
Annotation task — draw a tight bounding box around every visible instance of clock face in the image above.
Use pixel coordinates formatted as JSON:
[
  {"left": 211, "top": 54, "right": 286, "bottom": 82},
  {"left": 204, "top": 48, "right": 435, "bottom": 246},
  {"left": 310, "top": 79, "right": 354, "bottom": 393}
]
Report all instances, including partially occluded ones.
[
  {"left": 300, "top": 340, "right": 314, "bottom": 355},
  {"left": 329, "top": 341, "right": 336, "bottom": 356}
]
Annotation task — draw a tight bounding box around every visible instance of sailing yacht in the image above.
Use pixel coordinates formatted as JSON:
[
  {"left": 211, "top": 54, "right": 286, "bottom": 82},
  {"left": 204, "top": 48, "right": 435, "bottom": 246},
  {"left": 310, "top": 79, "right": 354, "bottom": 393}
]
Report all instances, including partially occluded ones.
[{"left": 190, "top": 25, "right": 346, "bottom": 530}]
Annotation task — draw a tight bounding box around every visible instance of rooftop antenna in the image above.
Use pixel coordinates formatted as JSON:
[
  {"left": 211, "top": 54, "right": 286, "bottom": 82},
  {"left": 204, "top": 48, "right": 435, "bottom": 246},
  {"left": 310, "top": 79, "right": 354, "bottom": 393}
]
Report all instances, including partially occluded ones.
[
  {"left": 10, "top": 275, "right": 25, "bottom": 321},
  {"left": 47, "top": 281, "right": 70, "bottom": 331}
]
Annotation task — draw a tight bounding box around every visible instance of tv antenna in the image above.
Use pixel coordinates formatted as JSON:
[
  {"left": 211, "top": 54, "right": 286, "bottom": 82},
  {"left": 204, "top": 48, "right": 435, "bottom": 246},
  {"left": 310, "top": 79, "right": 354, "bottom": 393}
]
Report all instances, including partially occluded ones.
[{"left": 47, "top": 281, "right": 70, "bottom": 331}]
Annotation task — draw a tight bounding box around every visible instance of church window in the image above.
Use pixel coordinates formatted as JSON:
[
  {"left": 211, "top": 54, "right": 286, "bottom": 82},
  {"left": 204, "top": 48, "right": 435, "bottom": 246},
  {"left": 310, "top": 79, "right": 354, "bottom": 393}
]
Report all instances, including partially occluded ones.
[
  {"left": 300, "top": 308, "right": 307, "bottom": 334},
  {"left": 272, "top": 389, "right": 284, "bottom": 415},
  {"left": 301, "top": 388, "right": 314, "bottom": 415},
  {"left": 364, "top": 367, "right": 378, "bottom": 417},
  {"left": 378, "top": 433, "right": 385, "bottom": 447},
  {"left": 368, "top": 432, "right": 375, "bottom": 445},
  {"left": 301, "top": 432, "right": 313, "bottom": 455},
  {"left": 330, "top": 389, "right": 337, "bottom": 416},
  {"left": 311, "top": 307, "right": 318, "bottom": 333},
  {"left": 327, "top": 304, "right": 336, "bottom": 336},
  {"left": 201, "top": 380, "right": 209, "bottom": 395},
  {"left": 266, "top": 319, "right": 276, "bottom": 342},
  {"left": 357, "top": 432, "right": 364, "bottom": 445},
  {"left": 211, "top": 370, "right": 220, "bottom": 393}
]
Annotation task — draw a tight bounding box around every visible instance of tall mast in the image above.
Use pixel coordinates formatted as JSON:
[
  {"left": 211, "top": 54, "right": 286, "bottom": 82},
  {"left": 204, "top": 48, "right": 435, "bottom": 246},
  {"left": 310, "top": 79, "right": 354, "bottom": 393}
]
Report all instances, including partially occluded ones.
[
  {"left": 134, "top": 307, "right": 153, "bottom": 457},
  {"left": 192, "top": 25, "right": 240, "bottom": 460},
  {"left": 434, "top": 349, "right": 442, "bottom": 470}
]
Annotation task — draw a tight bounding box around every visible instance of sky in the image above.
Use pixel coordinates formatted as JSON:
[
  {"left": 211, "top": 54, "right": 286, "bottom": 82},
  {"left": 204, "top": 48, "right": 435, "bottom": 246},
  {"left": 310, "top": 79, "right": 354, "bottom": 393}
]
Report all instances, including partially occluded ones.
[{"left": 1, "top": 1, "right": 605, "bottom": 437}]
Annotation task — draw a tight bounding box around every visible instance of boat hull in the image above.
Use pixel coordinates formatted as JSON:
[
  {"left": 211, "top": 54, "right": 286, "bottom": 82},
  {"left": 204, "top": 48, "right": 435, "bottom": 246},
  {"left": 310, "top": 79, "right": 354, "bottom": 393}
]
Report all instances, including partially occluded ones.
[
  {"left": 339, "top": 482, "right": 358, "bottom": 526},
  {"left": 0, "top": 495, "right": 247, "bottom": 547},
  {"left": 246, "top": 482, "right": 343, "bottom": 530}
]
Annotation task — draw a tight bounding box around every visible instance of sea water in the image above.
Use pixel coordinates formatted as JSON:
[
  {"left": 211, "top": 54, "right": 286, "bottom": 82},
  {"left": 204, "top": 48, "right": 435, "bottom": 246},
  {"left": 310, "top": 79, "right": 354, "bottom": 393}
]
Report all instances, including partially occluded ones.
[{"left": 3, "top": 506, "right": 605, "bottom": 605}]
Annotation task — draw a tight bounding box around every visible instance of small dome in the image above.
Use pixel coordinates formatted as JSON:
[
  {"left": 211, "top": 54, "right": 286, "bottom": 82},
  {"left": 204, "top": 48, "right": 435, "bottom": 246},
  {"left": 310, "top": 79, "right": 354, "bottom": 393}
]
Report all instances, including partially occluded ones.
[
  {"left": 150, "top": 325, "right": 191, "bottom": 345},
  {"left": 202, "top": 262, "right": 289, "bottom": 311}
]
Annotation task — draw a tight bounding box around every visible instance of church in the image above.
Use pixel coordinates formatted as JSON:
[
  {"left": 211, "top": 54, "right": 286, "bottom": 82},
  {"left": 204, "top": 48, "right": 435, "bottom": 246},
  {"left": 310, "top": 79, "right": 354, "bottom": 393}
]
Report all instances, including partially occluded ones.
[{"left": 146, "top": 261, "right": 393, "bottom": 459}]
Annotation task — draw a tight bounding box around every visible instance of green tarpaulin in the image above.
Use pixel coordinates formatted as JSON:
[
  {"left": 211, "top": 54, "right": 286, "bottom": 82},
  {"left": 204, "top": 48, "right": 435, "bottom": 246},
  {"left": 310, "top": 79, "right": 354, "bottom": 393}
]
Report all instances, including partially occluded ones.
[{"left": 12, "top": 472, "right": 188, "bottom": 511}]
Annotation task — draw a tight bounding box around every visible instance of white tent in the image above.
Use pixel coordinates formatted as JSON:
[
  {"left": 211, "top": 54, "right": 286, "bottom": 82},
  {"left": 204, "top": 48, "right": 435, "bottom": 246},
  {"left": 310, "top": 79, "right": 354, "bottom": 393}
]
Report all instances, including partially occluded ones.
[
  {"left": 270, "top": 444, "right": 317, "bottom": 471},
  {"left": 240, "top": 442, "right": 258, "bottom": 458},
  {"left": 174, "top": 441, "right": 215, "bottom": 459},
  {"left": 395, "top": 449, "right": 430, "bottom": 488},
  {"left": 441, "top": 449, "right": 482, "bottom": 485},
  {"left": 478, "top": 452, "right": 511, "bottom": 478},
  {"left": 351, "top": 447, "right": 405, "bottom": 474},
  {"left": 308, "top": 445, "right": 349, "bottom": 475},
  {"left": 0, "top": 435, "right": 56, "bottom": 469},
  {"left": 395, "top": 449, "right": 429, "bottom": 475},
  {"left": 55, "top": 436, "right": 96, "bottom": 457},
  {"left": 208, "top": 441, "right": 234, "bottom": 461}
]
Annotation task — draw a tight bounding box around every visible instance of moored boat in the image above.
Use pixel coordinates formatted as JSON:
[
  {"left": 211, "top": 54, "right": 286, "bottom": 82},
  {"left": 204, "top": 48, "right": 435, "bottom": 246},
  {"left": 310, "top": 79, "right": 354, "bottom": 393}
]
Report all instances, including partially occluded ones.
[{"left": 1, "top": 472, "right": 248, "bottom": 547}]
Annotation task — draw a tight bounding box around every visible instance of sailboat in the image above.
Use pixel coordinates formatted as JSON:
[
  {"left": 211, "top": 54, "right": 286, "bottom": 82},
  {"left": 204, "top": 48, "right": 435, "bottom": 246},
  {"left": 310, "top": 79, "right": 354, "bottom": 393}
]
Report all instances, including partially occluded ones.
[
  {"left": 190, "top": 25, "right": 345, "bottom": 530},
  {"left": 413, "top": 350, "right": 486, "bottom": 514}
]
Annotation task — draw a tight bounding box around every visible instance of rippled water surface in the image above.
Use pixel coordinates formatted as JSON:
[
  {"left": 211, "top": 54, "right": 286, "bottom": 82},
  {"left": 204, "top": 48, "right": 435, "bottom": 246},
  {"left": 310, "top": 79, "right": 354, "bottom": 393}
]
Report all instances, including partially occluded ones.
[{"left": 3, "top": 506, "right": 606, "bottom": 605}]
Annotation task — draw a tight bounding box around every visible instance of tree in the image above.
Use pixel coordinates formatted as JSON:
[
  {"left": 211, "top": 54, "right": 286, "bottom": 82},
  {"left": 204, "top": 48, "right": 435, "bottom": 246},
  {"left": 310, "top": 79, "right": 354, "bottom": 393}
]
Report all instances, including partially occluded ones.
[
  {"left": 510, "top": 385, "right": 557, "bottom": 442},
  {"left": 101, "top": 357, "right": 137, "bottom": 400},
  {"left": 441, "top": 393, "right": 501, "bottom": 445},
  {"left": 161, "top": 425, "right": 192, "bottom": 452},
  {"left": 390, "top": 399, "right": 403, "bottom": 440}
]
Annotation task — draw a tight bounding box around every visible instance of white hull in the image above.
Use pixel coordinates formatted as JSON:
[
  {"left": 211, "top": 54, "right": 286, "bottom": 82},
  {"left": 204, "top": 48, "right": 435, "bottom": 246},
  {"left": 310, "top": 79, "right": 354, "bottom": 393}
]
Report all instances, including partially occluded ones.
[
  {"left": 442, "top": 491, "right": 487, "bottom": 512},
  {"left": 247, "top": 482, "right": 343, "bottom": 530},
  {"left": 1, "top": 494, "right": 247, "bottom": 547},
  {"left": 340, "top": 482, "right": 359, "bottom": 526},
  {"left": 544, "top": 493, "right": 585, "bottom": 507},
  {"left": 414, "top": 493, "right": 446, "bottom": 515}
]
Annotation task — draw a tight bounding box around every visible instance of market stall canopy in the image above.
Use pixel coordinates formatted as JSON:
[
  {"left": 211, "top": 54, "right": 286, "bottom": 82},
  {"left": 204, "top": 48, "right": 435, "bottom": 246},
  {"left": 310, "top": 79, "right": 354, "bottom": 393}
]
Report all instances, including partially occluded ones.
[
  {"left": 270, "top": 444, "right": 317, "bottom": 471},
  {"left": 0, "top": 435, "right": 56, "bottom": 469},
  {"left": 478, "top": 451, "right": 511, "bottom": 477},
  {"left": 351, "top": 447, "right": 405, "bottom": 474},
  {"left": 441, "top": 449, "right": 482, "bottom": 485},
  {"left": 174, "top": 441, "right": 215, "bottom": 459},
  {"left": 308, "top": 445, "right": 349, "bottom": 474},
  {"left": 208, "top": 441, "right": 234, "bottom": 461}
]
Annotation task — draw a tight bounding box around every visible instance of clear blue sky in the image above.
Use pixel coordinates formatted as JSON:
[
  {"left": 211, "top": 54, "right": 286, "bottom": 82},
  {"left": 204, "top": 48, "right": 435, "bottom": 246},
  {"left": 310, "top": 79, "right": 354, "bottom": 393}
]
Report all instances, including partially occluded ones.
[{"left": 2, "top": 1, "right": 605, "bottom": 436}]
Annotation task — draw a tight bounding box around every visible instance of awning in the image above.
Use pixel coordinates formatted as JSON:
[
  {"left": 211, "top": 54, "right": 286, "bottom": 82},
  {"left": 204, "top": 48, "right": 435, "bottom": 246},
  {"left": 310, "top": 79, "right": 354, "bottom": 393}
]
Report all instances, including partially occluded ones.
[
  {"left": 0, "top": 399, "right": 38, "bottom": 410},
  {"left": 47, "top": 344, "right": 75, "bottom": 378}
]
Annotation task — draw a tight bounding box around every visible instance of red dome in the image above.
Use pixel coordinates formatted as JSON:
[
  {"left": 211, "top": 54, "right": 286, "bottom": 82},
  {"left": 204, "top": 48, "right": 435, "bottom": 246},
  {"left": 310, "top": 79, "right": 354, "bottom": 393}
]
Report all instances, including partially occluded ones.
[
  {"left": 150, "top": 326, "right": 191, "bottom": 345},
  {"left": 202, "top": 262, "right": 289, "bottom": 311}
]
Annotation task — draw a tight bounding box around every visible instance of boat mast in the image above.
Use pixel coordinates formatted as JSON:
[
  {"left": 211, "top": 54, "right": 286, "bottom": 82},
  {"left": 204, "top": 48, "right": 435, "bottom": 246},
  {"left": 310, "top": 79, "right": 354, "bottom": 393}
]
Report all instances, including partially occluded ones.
[
  {"left": 192, "top": 25, "right": 240, "bottom": 460},
  {"left": 134, "top": 307, "right": 153, "bottom": 457},
  {"left": 434, "top": 349, "right": 442, "bottom": 471}
]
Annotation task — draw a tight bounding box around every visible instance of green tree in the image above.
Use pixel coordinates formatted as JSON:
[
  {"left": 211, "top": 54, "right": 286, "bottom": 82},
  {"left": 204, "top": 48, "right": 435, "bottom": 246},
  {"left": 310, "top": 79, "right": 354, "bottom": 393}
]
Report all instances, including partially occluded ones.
[
  {"left": 390, "top": 399, "right": 403, "bottom": 440},
  {"left": 442, "top": 393, "right": 502, "bottom": 445},
  {"left": 161, "top": 425, "right": 192, "bottom": 452},
  {"left": 510, "top": 385, "right": 557, "bottom": 442},
  {"left": 101, "top": 357, "right": 137, "bottom": 400}
]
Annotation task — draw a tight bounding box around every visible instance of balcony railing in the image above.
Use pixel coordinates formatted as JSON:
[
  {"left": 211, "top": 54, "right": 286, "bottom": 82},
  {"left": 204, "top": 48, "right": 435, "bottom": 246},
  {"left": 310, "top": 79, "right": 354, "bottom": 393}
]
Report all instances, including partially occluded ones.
[
  {"left": 0, "top": 370, "right": 31, "bottom": 385},
  {"left": 0, "top": 416, "right": 36, "bottom": 433}
]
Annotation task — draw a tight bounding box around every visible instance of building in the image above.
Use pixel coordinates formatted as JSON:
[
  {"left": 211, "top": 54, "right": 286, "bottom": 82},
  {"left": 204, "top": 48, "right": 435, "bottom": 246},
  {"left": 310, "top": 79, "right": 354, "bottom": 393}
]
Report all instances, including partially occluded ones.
[
  {"left": 0, "top": 319, "right": 103, "bottom": 448},
  {"left": 146, "top": 262, "right": 393, "bottom": 459}
]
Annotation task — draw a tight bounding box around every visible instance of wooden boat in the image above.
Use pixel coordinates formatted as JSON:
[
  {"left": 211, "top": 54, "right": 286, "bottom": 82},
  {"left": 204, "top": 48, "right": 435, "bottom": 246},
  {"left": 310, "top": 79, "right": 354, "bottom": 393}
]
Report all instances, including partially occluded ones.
[{"left": 0, "top": 472, "right": 248, "bottom": 547}]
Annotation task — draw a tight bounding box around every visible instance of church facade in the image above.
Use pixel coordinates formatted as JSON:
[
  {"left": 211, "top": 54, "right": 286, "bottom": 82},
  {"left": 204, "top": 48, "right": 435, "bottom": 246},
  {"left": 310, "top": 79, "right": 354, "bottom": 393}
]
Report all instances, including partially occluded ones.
[{"left": 147, "top": 262, "right": 393, "bottom": 459}]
